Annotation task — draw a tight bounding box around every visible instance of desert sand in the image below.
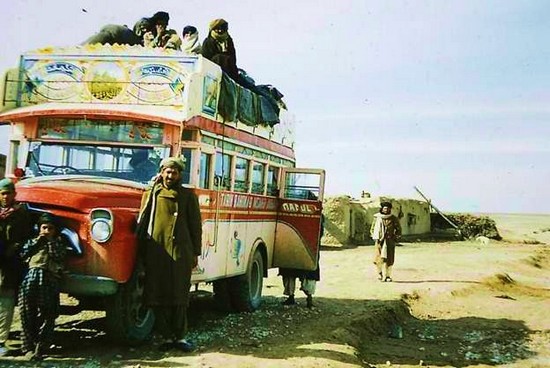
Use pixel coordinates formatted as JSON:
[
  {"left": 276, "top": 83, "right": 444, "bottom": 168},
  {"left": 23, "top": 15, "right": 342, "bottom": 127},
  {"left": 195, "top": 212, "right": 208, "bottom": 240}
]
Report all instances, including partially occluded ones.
[{"left": 1, "top": 214, "right": 548, "bottom": 367}]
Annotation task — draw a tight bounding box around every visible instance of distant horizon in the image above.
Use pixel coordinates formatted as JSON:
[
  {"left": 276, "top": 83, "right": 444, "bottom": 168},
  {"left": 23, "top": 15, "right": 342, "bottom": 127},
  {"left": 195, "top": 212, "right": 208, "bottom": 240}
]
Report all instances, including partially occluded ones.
[{"left": 0, "top": 138, "right": 547, "bottom": 215}]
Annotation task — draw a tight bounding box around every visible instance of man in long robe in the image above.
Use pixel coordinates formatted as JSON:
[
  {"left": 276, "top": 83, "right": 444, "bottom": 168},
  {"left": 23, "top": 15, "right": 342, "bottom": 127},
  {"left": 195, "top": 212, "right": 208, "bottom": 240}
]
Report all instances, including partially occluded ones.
[
  {"left": 370, "top": 201, "right": 402, "bottom": 282},
  {"left": 137, "top": 157, "right": 202, "bottom": 352}
]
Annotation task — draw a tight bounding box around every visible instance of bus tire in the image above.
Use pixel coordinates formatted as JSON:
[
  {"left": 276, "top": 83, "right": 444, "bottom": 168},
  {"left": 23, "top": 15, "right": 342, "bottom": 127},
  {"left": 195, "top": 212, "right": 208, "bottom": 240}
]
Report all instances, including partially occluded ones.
[
  {"left": 229, "top": 248, "right": 264, "bottom": 312},
  {"left": 105, "top": 262, "right": 155, "bottom": 345},
  {"left": 213, "top": 279, "right": 234, "bottom": 312}
]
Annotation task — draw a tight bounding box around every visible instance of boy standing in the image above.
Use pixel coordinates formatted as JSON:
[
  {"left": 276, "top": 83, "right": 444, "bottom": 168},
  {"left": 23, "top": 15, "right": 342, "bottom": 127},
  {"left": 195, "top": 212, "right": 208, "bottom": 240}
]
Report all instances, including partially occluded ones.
[{"left": 19, "top": 213, "right": 67, "bottom": 360}]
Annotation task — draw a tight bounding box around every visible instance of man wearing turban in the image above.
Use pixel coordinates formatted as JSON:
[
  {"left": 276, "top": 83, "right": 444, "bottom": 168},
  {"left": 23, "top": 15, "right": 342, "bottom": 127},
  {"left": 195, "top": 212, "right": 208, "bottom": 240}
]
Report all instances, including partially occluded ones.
[
  {"left": 137, "top": 157, "right": 202, "bottom": 352},
  {"left": 144, "top": 11, "right": 182, "bottom": 50},
  {"left": 201, "top": 18, "right": 239, "bottom": 81},
  {"left": 370, "top": 201, "right": 401, "bottom": 282}
]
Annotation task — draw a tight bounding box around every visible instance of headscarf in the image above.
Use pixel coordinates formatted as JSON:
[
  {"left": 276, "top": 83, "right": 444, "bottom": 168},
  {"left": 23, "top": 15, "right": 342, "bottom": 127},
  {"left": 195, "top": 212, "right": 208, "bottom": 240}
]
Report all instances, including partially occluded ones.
[
  {"left": 182, "top": 26, "right": 197, "bottom": 36},
  {"left": 372, "top": 212, "right": 392, "bottom": 241},
  {"left": 133, "top": 17, "right": 152, "bottom": 37},
  {"left": 151, "top": 11, "right": 170, "bottom": 26},
  {"left": 209, "top": 18, "right": 229, "bottom": 42},
  {"left": 209, "top": 19, "right": 228, "bottom": 32},
  {"left": 160, "top": 157, "right": 186, "bottom": 172},
  {"left": 0, "top": 178, "right": 17, "bottom": 219},
  {"left": 380, "top": 201, "right": 393, "bottom": 209},
  {"left": 0, "top": 178, "right": 15, "bottom": 193},
  {"left": 37, "top": 212, "right": 58, "bottom": 228},
  {"left": 181, "top": 27, "right": 201, "bottom": 54}
]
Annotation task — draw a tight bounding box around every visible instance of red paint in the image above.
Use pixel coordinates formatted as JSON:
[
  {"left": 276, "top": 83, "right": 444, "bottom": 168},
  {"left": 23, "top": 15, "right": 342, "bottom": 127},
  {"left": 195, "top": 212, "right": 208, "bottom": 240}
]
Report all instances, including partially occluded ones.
[
  {"left": 16, "top": 178, "right": 143, "bottom": 283},
  {"left": 186, "top": 116, "right": 295, "bottom": 159}
]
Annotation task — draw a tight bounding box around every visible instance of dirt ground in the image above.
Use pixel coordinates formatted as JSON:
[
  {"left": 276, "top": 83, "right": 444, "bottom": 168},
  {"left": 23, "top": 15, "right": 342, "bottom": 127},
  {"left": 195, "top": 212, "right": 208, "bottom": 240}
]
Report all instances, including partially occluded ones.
[{"left": 1, "top": 214, "right": 549, "bottom": 368}]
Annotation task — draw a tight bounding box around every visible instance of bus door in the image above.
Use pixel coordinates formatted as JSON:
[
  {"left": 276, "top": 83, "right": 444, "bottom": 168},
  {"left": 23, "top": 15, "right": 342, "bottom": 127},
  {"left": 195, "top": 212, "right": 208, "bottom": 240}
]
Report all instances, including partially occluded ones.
[{"left": 273, "top": 168, "right": 325, "bottom": 270}]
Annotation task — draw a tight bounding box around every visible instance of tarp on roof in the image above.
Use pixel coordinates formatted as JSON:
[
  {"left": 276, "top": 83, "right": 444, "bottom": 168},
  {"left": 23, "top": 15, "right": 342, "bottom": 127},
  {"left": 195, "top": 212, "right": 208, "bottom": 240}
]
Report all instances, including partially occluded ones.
[
  {"left": 237, "top": 84, "right": 258, "bottom": 126},
  {"left": 217, "top": 73, "right": 281, "bottom": 127}
]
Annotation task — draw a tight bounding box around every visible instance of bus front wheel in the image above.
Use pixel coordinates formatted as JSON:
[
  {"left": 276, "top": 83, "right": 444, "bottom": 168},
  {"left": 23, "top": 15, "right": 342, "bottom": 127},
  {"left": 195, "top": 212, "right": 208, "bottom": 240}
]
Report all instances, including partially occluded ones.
[
  {"left": 105, "top": 263, "right": 155, "bottom": 344},
  {"left": 229, "top": 248, "right": 264, "bottom": 311}
]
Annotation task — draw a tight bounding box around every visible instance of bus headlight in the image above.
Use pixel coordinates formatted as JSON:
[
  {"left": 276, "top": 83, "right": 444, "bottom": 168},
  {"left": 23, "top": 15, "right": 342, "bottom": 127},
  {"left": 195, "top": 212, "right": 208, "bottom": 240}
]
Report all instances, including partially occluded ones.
[
  {"left": 90, "top": 209, "right": 113, "bottom": 243},
  {"left": 91, "top": 219, "right": 112, "bottom": 243}
]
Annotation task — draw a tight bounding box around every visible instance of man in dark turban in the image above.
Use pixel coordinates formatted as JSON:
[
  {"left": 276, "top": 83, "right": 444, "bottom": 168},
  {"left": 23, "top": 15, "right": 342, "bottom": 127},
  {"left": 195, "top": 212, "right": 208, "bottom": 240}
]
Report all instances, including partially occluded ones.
[
  {"left": 370, "top": 201, "right": 401, "bottom": 282},
  {"left": 144, "top": 11, "right": 182, "bottom": 50}
]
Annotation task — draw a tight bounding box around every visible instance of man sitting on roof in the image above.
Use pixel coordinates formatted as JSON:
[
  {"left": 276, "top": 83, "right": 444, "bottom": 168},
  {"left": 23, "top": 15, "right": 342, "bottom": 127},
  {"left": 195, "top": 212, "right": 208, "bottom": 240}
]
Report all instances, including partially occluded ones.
[
  {"left": 181, "top": 26, "right": 201, "bottom": 55},
  {"left": 201, "top": 19, "right": 239, "bottom": 81},
  {"left": 144, "top": 11, "right": 182, "bottom": 51},
  {"left": 82, "top": 24, "right": 142, "bottom": 46}
]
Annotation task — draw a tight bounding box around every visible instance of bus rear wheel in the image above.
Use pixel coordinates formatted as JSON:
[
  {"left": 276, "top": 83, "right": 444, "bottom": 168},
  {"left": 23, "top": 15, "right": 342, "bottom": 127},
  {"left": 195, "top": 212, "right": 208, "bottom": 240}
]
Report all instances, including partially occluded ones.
[
  {"left": 105, "top": 262, "right": 155, "bottom": 344},
  {"left": 229, "top": 248, "right": 264, "bottom": 311}
]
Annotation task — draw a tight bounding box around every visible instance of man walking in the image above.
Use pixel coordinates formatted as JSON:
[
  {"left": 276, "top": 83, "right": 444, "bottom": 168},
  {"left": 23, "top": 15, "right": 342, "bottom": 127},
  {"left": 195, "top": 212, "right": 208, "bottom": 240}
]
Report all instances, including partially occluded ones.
[
  {"left": 137, "top": 157, "right": 202, "bottom": 352},
  {"left": 371, "top": 201, "right": 401, "bottom": 282}
]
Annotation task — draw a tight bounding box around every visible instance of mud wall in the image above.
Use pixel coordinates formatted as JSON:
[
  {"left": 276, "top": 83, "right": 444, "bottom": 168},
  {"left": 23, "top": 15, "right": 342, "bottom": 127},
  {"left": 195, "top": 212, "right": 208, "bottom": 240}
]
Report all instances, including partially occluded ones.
[{"left": 322, "top": 195, "right": 431, "bottom": 246}]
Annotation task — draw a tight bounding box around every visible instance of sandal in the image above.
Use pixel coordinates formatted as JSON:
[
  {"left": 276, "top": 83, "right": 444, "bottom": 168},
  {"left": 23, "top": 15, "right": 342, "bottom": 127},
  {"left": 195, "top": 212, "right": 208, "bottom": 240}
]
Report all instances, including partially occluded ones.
[
  {"left": 384, "top": 276, "right": 393, "bottom": 282},
  {"left": 377, "top": 272, "right": 384, "bottom": 281}
]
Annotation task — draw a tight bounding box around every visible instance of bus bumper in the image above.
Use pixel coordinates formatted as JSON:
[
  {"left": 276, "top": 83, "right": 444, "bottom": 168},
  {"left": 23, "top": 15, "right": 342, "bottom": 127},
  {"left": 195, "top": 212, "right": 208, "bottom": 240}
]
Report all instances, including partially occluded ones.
[{"left": 61, "top": 273, "right": 119, "bottom": 296}]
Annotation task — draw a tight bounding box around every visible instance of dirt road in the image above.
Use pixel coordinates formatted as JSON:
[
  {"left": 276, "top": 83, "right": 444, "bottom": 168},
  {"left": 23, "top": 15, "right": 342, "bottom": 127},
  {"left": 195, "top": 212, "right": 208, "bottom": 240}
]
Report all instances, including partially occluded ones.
[{"left": 1, "top": 218, "right": 549, "bottom": 367}]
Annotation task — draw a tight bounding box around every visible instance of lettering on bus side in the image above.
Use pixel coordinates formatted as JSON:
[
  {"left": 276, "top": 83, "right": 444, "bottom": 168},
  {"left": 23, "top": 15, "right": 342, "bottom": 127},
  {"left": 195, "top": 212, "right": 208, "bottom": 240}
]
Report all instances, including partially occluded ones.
[
  {"left": 234, "top": 195, "right": 251, "bottom": 209},
  {"left": 266, "top": 199, "right": 277, "bottom": 210},
  {"left": 252, "top": 197, "right": 267, "bottom": 210},
  {"left": 45, "top": 62, "right": 83, "bottom": 77},
  {"left": 198, "top": 195, "right": 212, "bottom": 206},
  {"left": 221, "top": 193, "right": 233, "bottom": 207},
  {"left": 281, "top": 202, "right": 319, "bottom": 214}
]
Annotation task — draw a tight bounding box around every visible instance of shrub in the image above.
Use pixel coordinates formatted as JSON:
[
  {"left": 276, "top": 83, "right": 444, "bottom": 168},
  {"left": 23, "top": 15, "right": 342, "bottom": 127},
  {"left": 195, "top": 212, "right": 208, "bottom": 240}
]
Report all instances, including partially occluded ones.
[{"left": 431, "top": 213, "right": 501, "bottom": 240}]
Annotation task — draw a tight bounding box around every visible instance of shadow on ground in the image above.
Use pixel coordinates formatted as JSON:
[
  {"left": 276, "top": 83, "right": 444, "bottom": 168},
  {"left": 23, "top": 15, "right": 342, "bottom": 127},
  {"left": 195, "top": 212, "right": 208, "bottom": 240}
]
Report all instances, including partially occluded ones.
[{"left": 0, "top": 290, "right": 537, "bottom": 367}]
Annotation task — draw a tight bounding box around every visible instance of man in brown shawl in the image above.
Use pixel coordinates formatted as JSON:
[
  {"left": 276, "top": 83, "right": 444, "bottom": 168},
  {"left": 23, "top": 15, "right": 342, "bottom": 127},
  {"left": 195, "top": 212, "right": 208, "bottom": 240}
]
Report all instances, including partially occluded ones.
[
  {"left": 0, "top": 178, "right": 32, "bottom": 356},
  {"left": 370, "top": 201, "right": 401, "bottom": 282},
  {"left": 201, "top": 18, "right": 239, "bottom": 81},
  {"left": 137, "top": 157, "right": 202, "bottom": 352}
]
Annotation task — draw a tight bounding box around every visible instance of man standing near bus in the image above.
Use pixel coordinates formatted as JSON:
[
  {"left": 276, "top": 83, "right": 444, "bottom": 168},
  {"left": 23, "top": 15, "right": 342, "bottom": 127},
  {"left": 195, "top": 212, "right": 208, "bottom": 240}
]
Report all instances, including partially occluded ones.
[
  {"left": 137, "top": 157, "right": 202, "bottom": 352},
  {"left": 0, "top": 178, "right": 32, "bottom": 356}
]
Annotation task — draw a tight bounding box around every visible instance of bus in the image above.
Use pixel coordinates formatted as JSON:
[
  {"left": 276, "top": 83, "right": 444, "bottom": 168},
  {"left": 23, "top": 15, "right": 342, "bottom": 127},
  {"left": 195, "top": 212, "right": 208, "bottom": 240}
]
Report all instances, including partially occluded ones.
[{"left": 0, "top": 44, "right": 324, "bottom": 343}]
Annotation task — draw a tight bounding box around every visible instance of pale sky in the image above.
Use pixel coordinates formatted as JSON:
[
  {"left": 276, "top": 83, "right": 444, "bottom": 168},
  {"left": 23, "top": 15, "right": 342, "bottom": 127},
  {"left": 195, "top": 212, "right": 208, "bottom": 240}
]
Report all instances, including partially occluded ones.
[{"left": 1, "top": 1, "right": 549, "bottom": 214}]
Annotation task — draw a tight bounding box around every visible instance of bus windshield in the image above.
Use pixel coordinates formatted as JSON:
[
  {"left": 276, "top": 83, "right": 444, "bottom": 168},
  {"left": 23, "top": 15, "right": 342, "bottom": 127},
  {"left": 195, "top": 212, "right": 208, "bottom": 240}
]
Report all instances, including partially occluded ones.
[{"left": 26, "top": 141, "right": 169, "bottom": 184}]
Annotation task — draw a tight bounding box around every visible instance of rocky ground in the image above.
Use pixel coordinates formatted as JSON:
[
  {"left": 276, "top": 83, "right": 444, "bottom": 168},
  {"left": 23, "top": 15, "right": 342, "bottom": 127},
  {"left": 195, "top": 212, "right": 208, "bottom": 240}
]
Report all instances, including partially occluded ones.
[{"left": 1, "top": 215, "right": 549, "bottom": 368}]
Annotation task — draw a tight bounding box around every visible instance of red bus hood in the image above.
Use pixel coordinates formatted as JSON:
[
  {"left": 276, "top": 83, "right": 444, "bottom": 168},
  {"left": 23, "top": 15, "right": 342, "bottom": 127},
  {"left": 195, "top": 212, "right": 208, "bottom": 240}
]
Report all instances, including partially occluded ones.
[{"left": 15, "top": 176, "right": 145, "bottom": 211}]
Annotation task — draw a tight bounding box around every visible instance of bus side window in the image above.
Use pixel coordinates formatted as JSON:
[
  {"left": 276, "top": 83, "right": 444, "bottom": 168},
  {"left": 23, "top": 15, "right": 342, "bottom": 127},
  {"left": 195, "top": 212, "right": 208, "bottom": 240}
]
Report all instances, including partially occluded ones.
[
  {"left": 267, "top": 166, "right": 279, "bottom": 196},
  {"left": 234, "top": 157, "right": 249, "bottom": 193},
  {"left": 199, "top": 152, "right": 211, "bottom": 189},
  {"left": 215, "top": 152, "right": 232, "bottom": 191},
  {"left": 251, "top": 162, "right": 265, "bottom": 194},
  {"left": 284, "top": 172, "right": 321, "bottom": 200},
  {"left": 181, "top": 149, "right": 193, "bottom": 185}
]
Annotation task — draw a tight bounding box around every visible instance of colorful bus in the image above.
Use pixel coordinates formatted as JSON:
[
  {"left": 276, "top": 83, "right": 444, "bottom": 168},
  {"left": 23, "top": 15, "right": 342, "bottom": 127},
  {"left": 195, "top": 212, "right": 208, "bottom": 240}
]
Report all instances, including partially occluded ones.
[{"left": 0, "top": 45, "right": 324, "bottom": 343}]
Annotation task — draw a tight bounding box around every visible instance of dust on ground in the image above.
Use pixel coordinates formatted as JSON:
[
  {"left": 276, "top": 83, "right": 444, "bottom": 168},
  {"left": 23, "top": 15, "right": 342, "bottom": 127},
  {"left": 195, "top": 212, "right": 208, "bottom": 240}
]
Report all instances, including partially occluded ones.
[{"left": 1, "top": 215, "right": 549, "bottom": 368}]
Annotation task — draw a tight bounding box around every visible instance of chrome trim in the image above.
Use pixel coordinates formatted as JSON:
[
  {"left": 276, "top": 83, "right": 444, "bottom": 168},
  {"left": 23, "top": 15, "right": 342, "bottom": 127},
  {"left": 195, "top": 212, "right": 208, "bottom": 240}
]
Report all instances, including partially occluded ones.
[
  {"left": 61, "top": 227, "right": 83, "bottom": 255},
  {"left": 23, "top": 204, "right": 83, "bottom": 256},
  {"left": 61, "top": 273, "right": 119, "bottom": 296}
]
